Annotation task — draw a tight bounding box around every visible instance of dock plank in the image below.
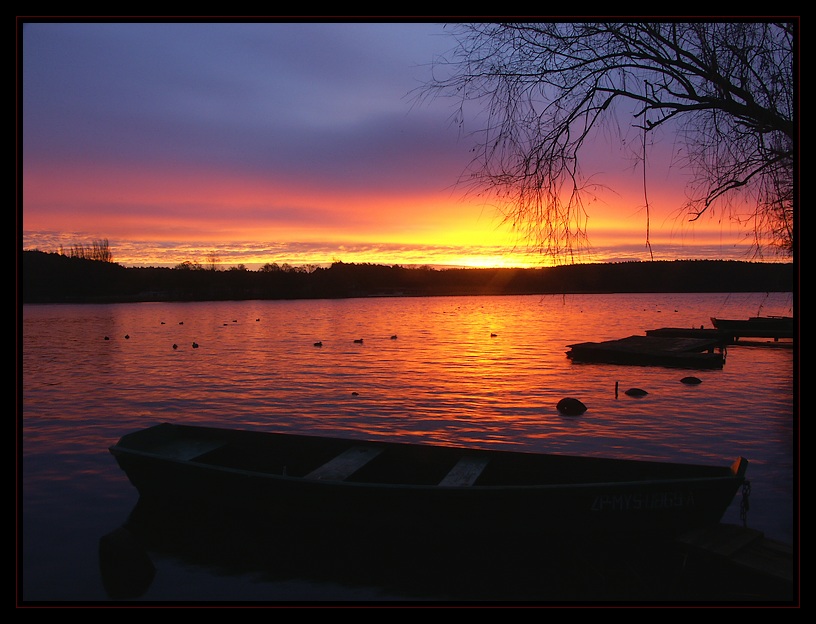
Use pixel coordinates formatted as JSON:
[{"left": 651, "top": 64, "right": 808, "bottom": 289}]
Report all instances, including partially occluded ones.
[{"left": 647, "top": 327, "right": 793, "bottom": 346}]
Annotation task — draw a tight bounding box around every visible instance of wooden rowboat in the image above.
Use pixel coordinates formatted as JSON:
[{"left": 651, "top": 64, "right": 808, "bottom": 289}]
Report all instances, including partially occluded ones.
[
  {"left": 109, "top": 422, "right": 748, "bottom": 539},
  {"left": 710, "top": 316, "right": 793, "bottom": 339}
]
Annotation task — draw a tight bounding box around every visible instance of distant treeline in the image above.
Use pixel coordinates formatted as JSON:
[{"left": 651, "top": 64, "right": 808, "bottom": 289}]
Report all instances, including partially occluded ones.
[{"left": 21, "top": 250, "right": 794, "bottom": 304}]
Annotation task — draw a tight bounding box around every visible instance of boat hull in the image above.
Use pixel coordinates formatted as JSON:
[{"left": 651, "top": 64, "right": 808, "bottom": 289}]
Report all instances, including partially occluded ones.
[
  {"left": 710, "top": 316, "right": 793, "bottom": 339},
  {"left": 110, "top": 423, "right": 747, "bottom": 539}
]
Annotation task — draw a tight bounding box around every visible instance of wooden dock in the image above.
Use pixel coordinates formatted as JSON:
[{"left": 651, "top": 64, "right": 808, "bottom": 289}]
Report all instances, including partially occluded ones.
[
  {"left": 646, "top": 327, "right": 724, "bottom": 340},
  {"left": 647, "top": 327, "right": 794, "bottom": 348},
  {"left": 566, "top": 335, "right": 725, "bottom": 369}
]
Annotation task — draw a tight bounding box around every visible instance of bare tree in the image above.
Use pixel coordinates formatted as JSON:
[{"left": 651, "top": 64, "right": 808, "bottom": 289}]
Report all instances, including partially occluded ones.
[
  {"left": 418, "top": 22, "right": 794, "bottom": 262},
  {"left": 61, "top": 238, "right": 114, "bottom": 262},
  {"left": 205, "top": 252, "right": 221, "bottom": 271},
  {"left": 91, "top": 238, "right": 113, "bottom": 263}
]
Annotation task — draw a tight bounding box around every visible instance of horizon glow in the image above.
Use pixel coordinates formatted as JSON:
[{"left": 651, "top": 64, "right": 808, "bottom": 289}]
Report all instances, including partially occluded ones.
[{"left": 21, "top": 21, "right": 788, "bottom": 271}]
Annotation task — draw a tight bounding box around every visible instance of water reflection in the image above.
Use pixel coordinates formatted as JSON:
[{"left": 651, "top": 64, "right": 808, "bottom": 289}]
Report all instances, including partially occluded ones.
[
  {"left": 100, "top": 495, "right": 791, "bottom": 603},
  {"left": 98, "top": 526, "right": 156, "bottom": 600}
]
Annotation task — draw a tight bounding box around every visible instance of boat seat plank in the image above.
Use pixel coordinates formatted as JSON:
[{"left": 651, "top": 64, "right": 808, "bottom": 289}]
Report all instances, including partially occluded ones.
[
  {"left": 439, "top": 456, "right": 489, "bottom": 487},
  {"left": 155, "top": 438, "right": 227, "bottom": 461},
  {"left": 305, "top": 446, "right": 383, "bottom": 481}
]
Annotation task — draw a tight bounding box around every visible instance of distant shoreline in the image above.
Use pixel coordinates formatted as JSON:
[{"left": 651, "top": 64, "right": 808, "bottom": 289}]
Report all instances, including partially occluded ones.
[{"left": 22, "top": 252, "right": 794, "bottom": 305}]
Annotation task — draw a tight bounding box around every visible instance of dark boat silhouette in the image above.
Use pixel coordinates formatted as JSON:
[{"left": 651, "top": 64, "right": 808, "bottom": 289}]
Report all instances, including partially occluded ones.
[{"left": 109, "top": 423, "right": 747, "bottom": 539}]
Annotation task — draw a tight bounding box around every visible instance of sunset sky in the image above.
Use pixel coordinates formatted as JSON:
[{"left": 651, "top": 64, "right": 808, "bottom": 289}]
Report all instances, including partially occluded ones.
[{"left": 20, "top": 20, "right": 773, "bottom": 270}]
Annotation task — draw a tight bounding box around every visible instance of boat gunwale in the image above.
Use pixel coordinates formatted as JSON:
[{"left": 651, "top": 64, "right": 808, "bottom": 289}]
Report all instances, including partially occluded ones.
[{"left": 109, "top": 443, "right": 746, "bottom": 492}]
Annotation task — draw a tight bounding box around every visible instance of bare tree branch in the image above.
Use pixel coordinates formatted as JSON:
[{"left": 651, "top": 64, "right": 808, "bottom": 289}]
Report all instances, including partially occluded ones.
[{"left": 416, "top": 21, "right": 794, "bottom": 261}]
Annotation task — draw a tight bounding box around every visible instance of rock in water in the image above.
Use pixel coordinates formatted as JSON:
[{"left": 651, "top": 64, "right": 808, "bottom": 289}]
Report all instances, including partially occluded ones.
[
  {"left": 557, "top": 397, "right": 587, "bottom": 416},
  {"left": 681, "top": 376, "right": 702, "bottom": 385},
  {"left": 624, "top": 388, "right": 648, "bottom": 397}
]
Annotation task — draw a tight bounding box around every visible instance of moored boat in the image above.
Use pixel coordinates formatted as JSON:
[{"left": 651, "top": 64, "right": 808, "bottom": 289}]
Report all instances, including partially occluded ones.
[
  {"left": 110, "top": 423, "right": 748, "bottom": 539},
  {"left": 710, "top": 316, "right": 793, "bottom": 339}
]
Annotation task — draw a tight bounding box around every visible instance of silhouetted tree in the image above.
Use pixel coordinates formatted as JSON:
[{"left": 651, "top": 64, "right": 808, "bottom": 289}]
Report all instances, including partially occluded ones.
[
  {"left": 419, "top": 22, "right": 794, "bottom": 261},
  {"left": 91, "top": 239, "right": 113, "bottom": 263},
  {"left": 59, "top": 238, "right": 114, "bottom": 262},
  {"left": 206, "top": 252, "right": 221, "bottom": 271},
  {"left": 174, "top": 260, "right": 203, "bottom": 270}
]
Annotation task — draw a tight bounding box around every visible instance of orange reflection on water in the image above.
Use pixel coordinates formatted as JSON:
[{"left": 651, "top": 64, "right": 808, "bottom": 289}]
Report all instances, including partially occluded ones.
[{"left": 23, "top": 293, "right": 793, "bottom": 461}]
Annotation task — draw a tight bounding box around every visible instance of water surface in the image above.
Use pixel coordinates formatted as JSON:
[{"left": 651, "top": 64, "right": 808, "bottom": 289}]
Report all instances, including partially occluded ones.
[{"left": 21, "top": 292, "right": 795, "bottom": 602}]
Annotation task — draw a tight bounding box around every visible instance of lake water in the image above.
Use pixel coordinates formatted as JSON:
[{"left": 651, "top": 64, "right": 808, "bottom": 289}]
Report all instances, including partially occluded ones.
[{"left": 20, "top": 292, "right": 796, "bottom": 603}]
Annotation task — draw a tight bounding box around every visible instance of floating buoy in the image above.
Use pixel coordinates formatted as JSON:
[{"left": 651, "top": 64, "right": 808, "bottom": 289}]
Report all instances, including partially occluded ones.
[
  {"left": 681, "top": 376, "right": 702, "bottom": 385},
  {"left": 557, "top": 397, "right": 587, "bottom": 416},
  {"left": 625, "top": 388, "right": 648, "bottom": 397}
]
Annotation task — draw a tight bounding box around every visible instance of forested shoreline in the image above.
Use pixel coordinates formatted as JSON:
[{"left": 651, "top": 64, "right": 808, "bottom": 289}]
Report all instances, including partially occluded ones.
[{"left": 21, "top": 251, "right": 794, "bottom": 304}]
